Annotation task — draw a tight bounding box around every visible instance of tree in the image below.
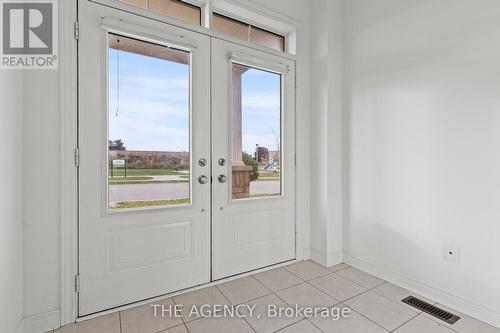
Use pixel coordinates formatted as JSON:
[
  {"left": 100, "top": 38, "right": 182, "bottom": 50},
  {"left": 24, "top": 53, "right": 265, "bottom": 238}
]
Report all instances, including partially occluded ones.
[
  {"left": 242, "top": 152, "right": 259, "bottom": 181},
  {"left": 255, "top": 146, "right": 269, "bottom": 163},
  {"left": 109, "top": 139, "right": 126, "bottom": 151}
]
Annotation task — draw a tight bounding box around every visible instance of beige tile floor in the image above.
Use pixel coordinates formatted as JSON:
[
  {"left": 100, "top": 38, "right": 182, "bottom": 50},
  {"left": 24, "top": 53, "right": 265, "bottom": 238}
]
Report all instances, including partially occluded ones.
[{"left": 51, "top": 261, "right": 500, "bottom": 333}]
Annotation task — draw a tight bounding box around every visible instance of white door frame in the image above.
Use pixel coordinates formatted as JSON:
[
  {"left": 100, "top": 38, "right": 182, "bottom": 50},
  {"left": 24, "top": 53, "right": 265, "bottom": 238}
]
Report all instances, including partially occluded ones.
[{"left": 60, "top": 0, "right": 308, "bottom": 326}]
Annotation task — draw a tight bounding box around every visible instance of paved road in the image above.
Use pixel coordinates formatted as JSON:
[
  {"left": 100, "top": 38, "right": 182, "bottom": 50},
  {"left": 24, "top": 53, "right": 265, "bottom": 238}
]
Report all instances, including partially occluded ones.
[{"left": 109, "top": 181, "right": 280, "bottom": 202}]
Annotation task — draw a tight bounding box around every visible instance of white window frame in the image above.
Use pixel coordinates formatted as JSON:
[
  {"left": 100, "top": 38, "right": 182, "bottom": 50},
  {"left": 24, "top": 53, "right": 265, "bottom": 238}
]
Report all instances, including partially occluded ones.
[
  {"left": 210, "top": 0, "right": 297, "bottom": 54},
  {"left": 90, "top": 0, "right": 298, "bottom": 55}
]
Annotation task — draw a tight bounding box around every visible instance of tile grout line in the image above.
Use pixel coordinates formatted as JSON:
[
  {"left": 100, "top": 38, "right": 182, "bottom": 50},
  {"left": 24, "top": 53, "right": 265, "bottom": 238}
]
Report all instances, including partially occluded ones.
[
  {"left": 390, "top": 311, "right": 463, "bottom": 333},
  {"left": 388, "top": 311, "right": 421, "bottom": 332},
  {"left": 331, "top": 269, "right": 385, "bottom": 290},
  {"left": 302, "top": 278, "right": 395, "bottom": 332},
  {"left": 214, "top": 284, "right": 257, "bottom": 333},
  {"left": 335, "top": 279, "right": 410, "bottom": 333},
  {"left": 250, "top": 275, "right": 307, "bottom": 330},
  {"left": 250, "top": 265, "right": 330, "bottom": 332},
  {"left": 419, "top": 313, "right": 463, "bottom": 333},
  {"left": 253, "top": 268, "right": 305, "bottom": 292},
  {"left": 305, "top": 317, "right": 328, "bottom": 333},
  {"left": 171, "top": 297, "right": 190, "bottom": 333},
  {"left": 118, "top": 311, "right": 123, "bottom": 333},
  {"left": 217, "top": 276, "right": 274, "bottom": 306},
  {"left": 282, "top": 262, "right": 331, "bottom": 281},
  {"left": 327, "top": 265, "right": 451, "bottom": 323},
  {"left": 324, "top": 268, "right": 434, "bottom": 319},
  {"left": 312, "top": 274, "right": 456, "bottom": 333},
  {"left": 97, "top": 262, "right": 470, "bottom": 333},
  {"left": 272, "top": 318, "right": 325, "bottom": 333},
  {"left": 264, "top": 263, "right": 388, "bottom": 333},
  {"left": 276, "top": 262, "right": 392, "bottom": 331}
]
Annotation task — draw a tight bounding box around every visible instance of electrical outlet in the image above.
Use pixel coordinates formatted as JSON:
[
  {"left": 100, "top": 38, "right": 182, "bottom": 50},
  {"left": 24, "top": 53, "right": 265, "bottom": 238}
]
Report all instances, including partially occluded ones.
[{"left": 442, "top": 244, "right": 459, "bottom": 263}]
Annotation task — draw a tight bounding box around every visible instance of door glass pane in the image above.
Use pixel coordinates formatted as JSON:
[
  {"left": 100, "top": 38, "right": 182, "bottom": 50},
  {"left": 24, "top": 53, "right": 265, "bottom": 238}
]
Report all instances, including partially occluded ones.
[
  {"left": 108, "top": 34, "right": 191, "bottom": 210},
  {"left": 231, "top": 63, "right": 282, "bottom": 199}
]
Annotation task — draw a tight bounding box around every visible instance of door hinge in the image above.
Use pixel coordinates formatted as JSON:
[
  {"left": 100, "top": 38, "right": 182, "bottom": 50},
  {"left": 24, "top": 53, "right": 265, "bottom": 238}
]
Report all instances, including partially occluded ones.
[
  {"left": 74, "top": 21, "right": 79, "bottom": 40},
  {"left": 75, "top": 274, "right": 80, "bottom": 293},
  {"left": 74, "top": 148, "right": 80, "bottom": 167}
]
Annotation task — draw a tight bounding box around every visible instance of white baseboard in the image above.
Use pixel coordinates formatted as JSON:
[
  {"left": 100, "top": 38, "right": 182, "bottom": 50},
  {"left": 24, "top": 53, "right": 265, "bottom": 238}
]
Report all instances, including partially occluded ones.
[
  {"left": 310, "top": 248, "right": 343, "bottom": 267},
  {"left": 23, "top": 310, "right": 60, "bottom": 333},
  {"left": 344, "top": 252, "right": 500, "bottom": 329}
]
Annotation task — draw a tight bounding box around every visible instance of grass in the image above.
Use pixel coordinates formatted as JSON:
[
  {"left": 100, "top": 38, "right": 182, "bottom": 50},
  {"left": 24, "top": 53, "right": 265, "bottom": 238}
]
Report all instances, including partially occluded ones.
[
  {"left": 255, "top": 177, "right": 280, "bottom": 181},
  {"left": 112, "top": 198, "right": 189, "bottom": 209},
  {"left": 249, "top": 193, "right": 279, "bottom": 198},
  {"left": 109, "top": 168, "right": 187, "bottom": 176},
  {"left": 257, "top": 173, "right": 280, "bottom": 181},
  {"left": 109, "top": 176, "right": 153, "bottom": 181},
  {"left": 109, "top": 179, "right": 189, "bottom": 185}
]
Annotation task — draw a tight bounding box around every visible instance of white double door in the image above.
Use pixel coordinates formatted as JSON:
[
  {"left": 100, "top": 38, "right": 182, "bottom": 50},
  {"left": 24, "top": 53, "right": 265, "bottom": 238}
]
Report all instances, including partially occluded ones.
[{"left": 78, "top": 1, "right": 295, "bottom": 316}]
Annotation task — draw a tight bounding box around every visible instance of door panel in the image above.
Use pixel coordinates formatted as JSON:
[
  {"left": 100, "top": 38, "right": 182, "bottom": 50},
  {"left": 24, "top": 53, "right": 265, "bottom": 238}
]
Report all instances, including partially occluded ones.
[
  {"left": 78, "top": 1, "right": 211, "bottom": 315},
  {"left": 211, "top": 38, "right": 296, "bottom": 279}
]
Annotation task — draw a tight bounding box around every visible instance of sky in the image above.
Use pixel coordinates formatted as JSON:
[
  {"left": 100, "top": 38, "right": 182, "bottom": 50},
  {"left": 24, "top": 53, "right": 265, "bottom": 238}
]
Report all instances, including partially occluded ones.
[{"left": 108, "top": 45, "right": 281, "bottom": 155}]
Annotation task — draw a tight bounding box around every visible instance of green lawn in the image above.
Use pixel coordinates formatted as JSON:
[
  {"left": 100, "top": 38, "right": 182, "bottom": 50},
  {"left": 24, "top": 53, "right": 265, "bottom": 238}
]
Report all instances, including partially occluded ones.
[
  {"left": 109, "top": 178, "right": 189, "bottom": 185},
  {"left": 255, "top": 177, "right": 280, "bottom": 181},
  {"left": 257, "top": 172, "right": 280, "bottom": 181},
  {"left": 109, "top": 168, "right": 187, "bottom": 176},
  {"left": 113, "top": 198, "right": 189, "bottom": 209},
  {"left": 250, "top": 193, "right": 278, "bottom": 198},
  {"left": 109, "top": 176, "right": 153, "bottom": 181}
]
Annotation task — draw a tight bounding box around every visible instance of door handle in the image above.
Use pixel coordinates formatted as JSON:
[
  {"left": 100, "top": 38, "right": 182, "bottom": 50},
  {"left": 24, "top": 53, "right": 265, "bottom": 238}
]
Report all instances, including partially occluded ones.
[
  {"left": 198, "top": 175, "right": 208, "bottom": 184},
  {"left": 218, "top": 175, "right": 227, "bottom": 183}
]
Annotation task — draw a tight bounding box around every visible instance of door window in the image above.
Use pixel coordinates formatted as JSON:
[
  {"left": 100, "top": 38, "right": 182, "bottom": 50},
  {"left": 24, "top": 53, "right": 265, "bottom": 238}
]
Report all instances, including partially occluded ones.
[
  {"left": 231, "top": 62, "right": 282, "bottom": 199},
  {"left": 107, "top": 33, "right": 191, "bottom": 210}
]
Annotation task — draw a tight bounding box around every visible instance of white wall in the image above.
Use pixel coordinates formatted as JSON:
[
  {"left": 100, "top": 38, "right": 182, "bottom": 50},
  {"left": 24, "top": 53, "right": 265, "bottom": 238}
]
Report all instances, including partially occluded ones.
[
  {"left": 23, "top": 70, "right": 61, "bottom": 318},
  {"left": 343, "top": 0, "right": 500, "bottom": 326},
  {"left": 0, "top": 71, "right": 24, "bottom": 332},
  {"left": 309, "top": 0, "right": 344, "bottom": 266},
  {"left": 21, "top": 0, "right": 311, "bottom": 327}
]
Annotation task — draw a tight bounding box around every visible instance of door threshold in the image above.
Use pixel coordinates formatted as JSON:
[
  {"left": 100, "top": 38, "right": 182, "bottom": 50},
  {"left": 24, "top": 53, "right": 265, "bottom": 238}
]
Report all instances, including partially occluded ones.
[{"left": 77, "top": 258, "right": 297, "bottom": 322}]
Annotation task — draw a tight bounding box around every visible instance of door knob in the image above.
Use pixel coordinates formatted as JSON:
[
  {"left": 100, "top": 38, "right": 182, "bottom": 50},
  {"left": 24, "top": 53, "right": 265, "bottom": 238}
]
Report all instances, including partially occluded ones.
[
  {"left": 198, "top": 175, "right": 208, "bottom": 184},
  {"left": 218, "top": 175, "right": 227, "bottom": 183},
  {"left": 218, "top": 158, "right": 226, "bottom": 166},
  {"left": 198, "top": 158, "right": 207, "bottom": 167}
]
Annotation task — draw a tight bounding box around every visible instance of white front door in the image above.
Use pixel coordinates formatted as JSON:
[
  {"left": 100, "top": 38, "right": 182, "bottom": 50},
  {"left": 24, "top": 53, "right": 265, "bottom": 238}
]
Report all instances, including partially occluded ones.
[
  {"left": 78, "top": 1, "right": 296, "bottom": 316},
  {"left": 211, "top": 38, "right": 296, "bottom": 279},
  {"left": 78, "top": 2, "right": 211, "bottom": 315}
]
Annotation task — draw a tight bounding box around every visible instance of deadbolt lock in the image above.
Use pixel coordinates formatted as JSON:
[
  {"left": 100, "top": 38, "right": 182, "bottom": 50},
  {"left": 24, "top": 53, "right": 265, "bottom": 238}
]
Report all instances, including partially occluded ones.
[{"left": 198, "top": 175, "right": 208, "bottom": 184}]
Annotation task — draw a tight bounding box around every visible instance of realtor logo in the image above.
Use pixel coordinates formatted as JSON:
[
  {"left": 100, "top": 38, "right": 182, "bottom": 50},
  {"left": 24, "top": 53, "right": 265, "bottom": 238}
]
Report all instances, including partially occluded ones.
[{"left": 1, "top": 0, "right": 58, "bottom": 69}]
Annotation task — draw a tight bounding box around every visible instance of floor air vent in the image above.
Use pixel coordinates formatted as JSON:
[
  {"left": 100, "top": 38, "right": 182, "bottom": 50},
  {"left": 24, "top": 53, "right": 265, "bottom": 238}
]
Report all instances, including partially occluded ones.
[{"left": 402, "top": 296, "right": 460, "bottom": 324}]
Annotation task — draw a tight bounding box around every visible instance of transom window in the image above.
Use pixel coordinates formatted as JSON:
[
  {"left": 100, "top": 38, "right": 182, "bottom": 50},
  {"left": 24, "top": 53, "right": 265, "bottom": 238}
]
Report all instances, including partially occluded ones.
[
  {"left": 120, "top": 0, "right": 202, "bottom": 26},
  {"left": 213, "top": 13, "right": 285, "bottom": 52},
  {"left": 118, "top": 1, "right": 287, "bottom": 52}
]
